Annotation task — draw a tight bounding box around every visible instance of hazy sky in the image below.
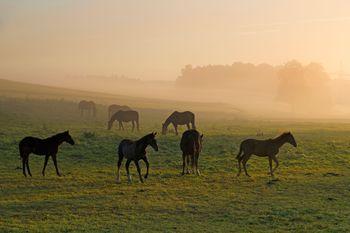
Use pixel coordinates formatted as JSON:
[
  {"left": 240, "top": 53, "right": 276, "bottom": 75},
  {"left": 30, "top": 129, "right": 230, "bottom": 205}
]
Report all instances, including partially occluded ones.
[{"left": 1, "top": 0, "right": 350, "bottom": 80}]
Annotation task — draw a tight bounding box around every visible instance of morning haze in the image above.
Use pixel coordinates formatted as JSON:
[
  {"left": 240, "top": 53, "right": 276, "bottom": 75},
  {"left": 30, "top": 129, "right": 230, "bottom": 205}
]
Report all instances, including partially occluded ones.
[{"left": 1, "top": 0, "right": 350, "bottom": 118}]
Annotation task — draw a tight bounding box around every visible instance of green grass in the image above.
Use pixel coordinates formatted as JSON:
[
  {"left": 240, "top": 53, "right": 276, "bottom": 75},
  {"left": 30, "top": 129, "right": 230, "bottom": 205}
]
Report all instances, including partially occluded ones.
[{"left": 1, "top": 85, "right": 350, "bottom": 232}]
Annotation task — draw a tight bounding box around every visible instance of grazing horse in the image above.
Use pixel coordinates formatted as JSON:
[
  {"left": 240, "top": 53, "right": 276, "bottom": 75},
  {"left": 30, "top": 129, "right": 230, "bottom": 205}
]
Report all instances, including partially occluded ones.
[
  {"left": 162, "top": 111, "right": 196, "bottom": 135},
  {"left": 78, "top": 100, "right": 96, "bottom": 117},
  {"left": 108, "top": 104, "right": 131, "bottom": 119},
  {"left": 18, "top": 131, "right": 75, "bottom": 177},
  {"left": 108, "top": 110, "right": 139, "bottom": 131},
  {"left": 236, "top": 132, "right": 297, "bottom": 177},
  {"left": 116, "top": 132, "right": 158, "bottom": 183},
  {"left": 180, "top": 129, "right": 203, "bottom": 175}
]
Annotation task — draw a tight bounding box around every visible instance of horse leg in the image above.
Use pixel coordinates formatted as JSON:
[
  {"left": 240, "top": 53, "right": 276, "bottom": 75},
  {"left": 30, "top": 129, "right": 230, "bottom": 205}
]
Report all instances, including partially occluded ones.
[
  {"left": 121, "top": 122, "right": 124, "bottom": 131},
  {"left": 182, "top": 153, "right": 186, "bottom": 175},
  {"left": 25, "top": 158, "right": 32, "bottom": 177},
  {"left": 52, "top": 154, "right": 61, "bottom": 176},
  {"left": 242, "top": 154, "right": 252, "bottom": 177},
  {"left": 134, "top": 160, "right": 144, "bottom": 183},
  {"left": 186, "top": 154, "right": 191, "bottom": 174},
  {"left": 191, "top": 154, "right": 196, "bottom": 174},
  {"left": 186, "top": 123, "right": 190, "bottom": 130},
  {"left": 236, "top": 155, "right": 243, "bottom": 177},
  {"left": 22, "top": 156, "right": 27, "bottom": 177},
  {"left": 142, "top": 156, "right": 149, "bottom": 179},
  {"left": 116, "top": 153, "right": 124, "bottom": 183},
  {"left": 132, "top": 121, "right": 135, "bottom": 132},
  {"left": 42, "top": 155, "right": 50, "bottom": 176},
  {"left": 268, "top": 156, "right": 274, "bottom": 177},
  {"left": 271, "top": 155, "right": 279, "bottom": 173},
  {"left": 136, "top": 120, "right": 140, "bottom": 131},
  {"left": 125, "top": 159, "right": 132, "bottom": 183},
  {"left": 174, "top": 124, "right": 178, "bottom": 135},
  {"left": 195, "top": 152, "right": 200, "bottom": 176}
]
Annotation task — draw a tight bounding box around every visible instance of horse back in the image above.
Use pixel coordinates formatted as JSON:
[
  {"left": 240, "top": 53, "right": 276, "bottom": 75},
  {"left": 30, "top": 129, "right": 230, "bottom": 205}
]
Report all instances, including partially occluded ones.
[
  {"left": 19, "top": 137, "right": 54, "bottom": 155},
  {"left": 118, "top": 139, "right": 137, "bottom": 159},
  {"left": 180, "top": 130, "right": 201, "bottom": 155},
  {"left": 173, "top": 111, "right": 195, "bottom": 125},
  {"left": 241, "top": 138, "right": 274, "bottom": 156}
]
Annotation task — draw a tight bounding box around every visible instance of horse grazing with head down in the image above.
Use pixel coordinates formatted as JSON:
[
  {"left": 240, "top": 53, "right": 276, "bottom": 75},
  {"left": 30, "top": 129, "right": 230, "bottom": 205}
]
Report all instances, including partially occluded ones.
[
  {"left": 116, "top": 132, "right": 158, "bottom": 183},
  {"left": 19, "top": 131, "right": 75, "bottom": 177},
  {"left": 78, "top": 100, "right": 96, "bottom": 117},
  {"left": 108, "top": 110, "right": 139, "bottom": 131},
  {"left": 108, "top": 104, "right": 131, "bottom": 120},
  {"left": 236, "top": 132, "right": 297, "bottom": 177},
  {"left": 162, "top": 111, "right": 196, "bottom": 135},
  {"left": 180, "top": 129, "right": 203, "bottom": 175}
]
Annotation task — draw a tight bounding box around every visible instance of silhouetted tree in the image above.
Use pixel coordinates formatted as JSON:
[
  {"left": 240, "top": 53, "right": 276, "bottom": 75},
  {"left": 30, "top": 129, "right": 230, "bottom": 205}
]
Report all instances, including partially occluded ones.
[{"left": 277, "top": 60, "right": 332, "bottom": 114}]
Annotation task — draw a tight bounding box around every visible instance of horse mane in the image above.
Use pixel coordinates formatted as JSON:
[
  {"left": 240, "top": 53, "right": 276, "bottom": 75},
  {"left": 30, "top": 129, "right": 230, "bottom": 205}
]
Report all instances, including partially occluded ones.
[
  {"left": 47, "top": 131, "right": 67, "bottom": 141},
  {"left": 136, "top": 133, "right": 154, "bottom": 145},
  {"left": 272, "top": 132, "right": 291, "bottom": 141}
]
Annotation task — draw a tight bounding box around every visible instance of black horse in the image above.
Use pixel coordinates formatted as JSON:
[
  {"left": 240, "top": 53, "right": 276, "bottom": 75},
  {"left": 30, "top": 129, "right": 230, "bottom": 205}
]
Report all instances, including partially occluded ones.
[
  {"left": 236, "top": 132, "right": 297, "bottom": 177},
  {"left": 180, "top": 129, "right": 203, "bottom": 175},
  {"left": 116, "top": 132, "right": 158, "bottom": 183},
  {"left": 19, "top": 131, "right": 75, "bottom": 177}
]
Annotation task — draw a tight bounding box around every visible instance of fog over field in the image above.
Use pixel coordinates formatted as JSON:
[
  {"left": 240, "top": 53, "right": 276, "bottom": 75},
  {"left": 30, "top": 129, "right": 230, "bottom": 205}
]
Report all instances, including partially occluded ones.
[{"left": 1, "top": 0, "right": 350, "bottom": 119}]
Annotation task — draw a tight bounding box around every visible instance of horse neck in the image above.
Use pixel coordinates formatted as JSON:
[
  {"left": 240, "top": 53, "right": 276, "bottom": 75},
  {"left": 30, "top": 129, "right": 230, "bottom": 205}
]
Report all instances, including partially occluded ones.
[
  {"left": 136, "top": 137, "right": 149, "bottom": 151},
  {"left": 49, "top": 134, "right": 65, "bottom": 145},
  {"left": 164, "top": 116, "right": 172, "bottom": 126},
  {"left": 272, "top": 135, "right": 288, "bottom": 148}
]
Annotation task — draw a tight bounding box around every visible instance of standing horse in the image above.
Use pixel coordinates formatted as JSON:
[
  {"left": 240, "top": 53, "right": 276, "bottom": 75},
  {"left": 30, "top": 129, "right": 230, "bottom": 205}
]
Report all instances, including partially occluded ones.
[
  {"left": 162, "top": 111, "right": 196, "bottom": 135},
  {"left": 116, "top": 132, "right": 158, "bottom": 183},
  {"left": 78, "top": 100, "right": 96, "bottom": 117},
  {"left": 236, "top": 132, "right": 297, "bottom": 177},
  {"left": 18, "top": 131, "right": 75, "bottom": 177},
  {"left": 108, "top": 104, "right": 131, "bottom": 119},
  {"left": 180, "top": 129, "right": 203, "bottom": 175},
  {"left": 108, "top": 110, "right": 139, "bottom": 131}
]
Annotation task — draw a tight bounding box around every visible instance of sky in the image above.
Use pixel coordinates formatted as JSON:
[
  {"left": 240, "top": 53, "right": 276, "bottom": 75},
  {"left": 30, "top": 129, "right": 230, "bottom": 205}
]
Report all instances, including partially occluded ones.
[{"left": 0, "top": 0, "right": 350, "bottom": 81}]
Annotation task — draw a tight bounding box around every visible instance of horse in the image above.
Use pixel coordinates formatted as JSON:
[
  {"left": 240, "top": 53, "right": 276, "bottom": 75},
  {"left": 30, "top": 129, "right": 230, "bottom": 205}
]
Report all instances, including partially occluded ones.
[
  {"left": 162, "top": 111, "right": 196, "bottom": 135},
  {"left": 18, "top": 131, "right": 75, "bottom": 177},
  {"left": 78, "top": 100, "right": 96, "bottom": 117},
  {"left": 108, "top": 110, "right": 139, "bottom": 131},
  {"left": 180, "top": 129, "right": 203, "bottom": 175},
  {"left": 116, "top": 132, "right": 158, "bottom": 183},
  {"left": 236, "top": 132, "right": 297, "bottom": 177},
  {"left": 108, "top": 104, "right": 131, "bottom": 120}
]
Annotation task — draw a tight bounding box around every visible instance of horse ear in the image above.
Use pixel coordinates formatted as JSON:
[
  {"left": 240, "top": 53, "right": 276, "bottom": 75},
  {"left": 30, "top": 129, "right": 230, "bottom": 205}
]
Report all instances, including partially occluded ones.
[
  {"left": 154, "top": 132, "right": 157, "bottom": 136},
  {"left": 201, "top": 134, "right": 204, "bottom": 138}
]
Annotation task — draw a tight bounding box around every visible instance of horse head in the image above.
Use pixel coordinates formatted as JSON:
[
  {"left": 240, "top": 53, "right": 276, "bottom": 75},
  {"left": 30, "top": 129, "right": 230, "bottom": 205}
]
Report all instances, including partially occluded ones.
[
  {"left": 285, "top": 132, "right": 297, "bottom": 147},
  {"left": 63, "top": 131, "right": 75, "bottom": 145},
  {"left": 148, "top": 132, "right": 159, "bottom": 151}
]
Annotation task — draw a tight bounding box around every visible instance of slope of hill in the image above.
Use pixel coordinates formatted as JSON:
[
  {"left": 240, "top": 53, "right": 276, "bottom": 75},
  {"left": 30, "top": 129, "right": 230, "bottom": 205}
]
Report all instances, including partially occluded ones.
[{"left": 0, "top": 79, "right": 239, "bottom": 114}]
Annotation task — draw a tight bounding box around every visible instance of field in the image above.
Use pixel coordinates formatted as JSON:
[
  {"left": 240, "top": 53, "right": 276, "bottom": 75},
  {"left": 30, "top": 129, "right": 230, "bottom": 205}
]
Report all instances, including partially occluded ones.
[{"left": 1, "top": 80, "right": 350, "bottom": 232}]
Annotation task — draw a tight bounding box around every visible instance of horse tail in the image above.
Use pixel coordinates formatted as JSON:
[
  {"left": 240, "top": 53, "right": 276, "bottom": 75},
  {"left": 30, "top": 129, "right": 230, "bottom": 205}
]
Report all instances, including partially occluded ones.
[
  {"left": 236, "top": 143, "right": 243, "bottom": 160},
  {"left": 117, "top": 142, "right": 124, "bottom": 158}
]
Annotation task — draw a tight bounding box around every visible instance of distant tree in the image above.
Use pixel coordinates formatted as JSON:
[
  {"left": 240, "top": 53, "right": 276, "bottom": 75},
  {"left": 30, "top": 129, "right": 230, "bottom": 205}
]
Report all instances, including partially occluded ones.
[{"left": 277, "top": 60, "right": 332, "bottom": 114}]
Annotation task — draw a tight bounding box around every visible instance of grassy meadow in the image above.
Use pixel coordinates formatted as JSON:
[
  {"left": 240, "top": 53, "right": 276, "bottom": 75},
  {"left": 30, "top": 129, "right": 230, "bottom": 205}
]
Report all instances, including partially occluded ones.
[{"left": 1, "top": 80, "right": 350, "bottom": 232}]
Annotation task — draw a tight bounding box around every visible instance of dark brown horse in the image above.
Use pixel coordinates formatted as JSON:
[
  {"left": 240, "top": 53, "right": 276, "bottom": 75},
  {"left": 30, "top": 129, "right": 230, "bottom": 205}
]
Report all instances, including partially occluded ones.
[
  {"left": 116, "top": 132, "right": 158, "bottom": 183},
  {"left": 108, "top": 110, "right": 139, "bottom": 131},
  {"left": 236, "top": 132, "right": 297, "bottom": 177},
  {"left": 162, "top": 111, "right": 196, "bottom": 135},
  {"left": 108, "top": 104, "right": 131, "bottom": 119},
  {"left": 19, "top": 131, "right": 75, "bottom": 177},
  {"left": 180, "top": 129, "right": 203, "bottom": 175},
  {"left": 78, "top": 100, "right": 96, "bottom": 117}
]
